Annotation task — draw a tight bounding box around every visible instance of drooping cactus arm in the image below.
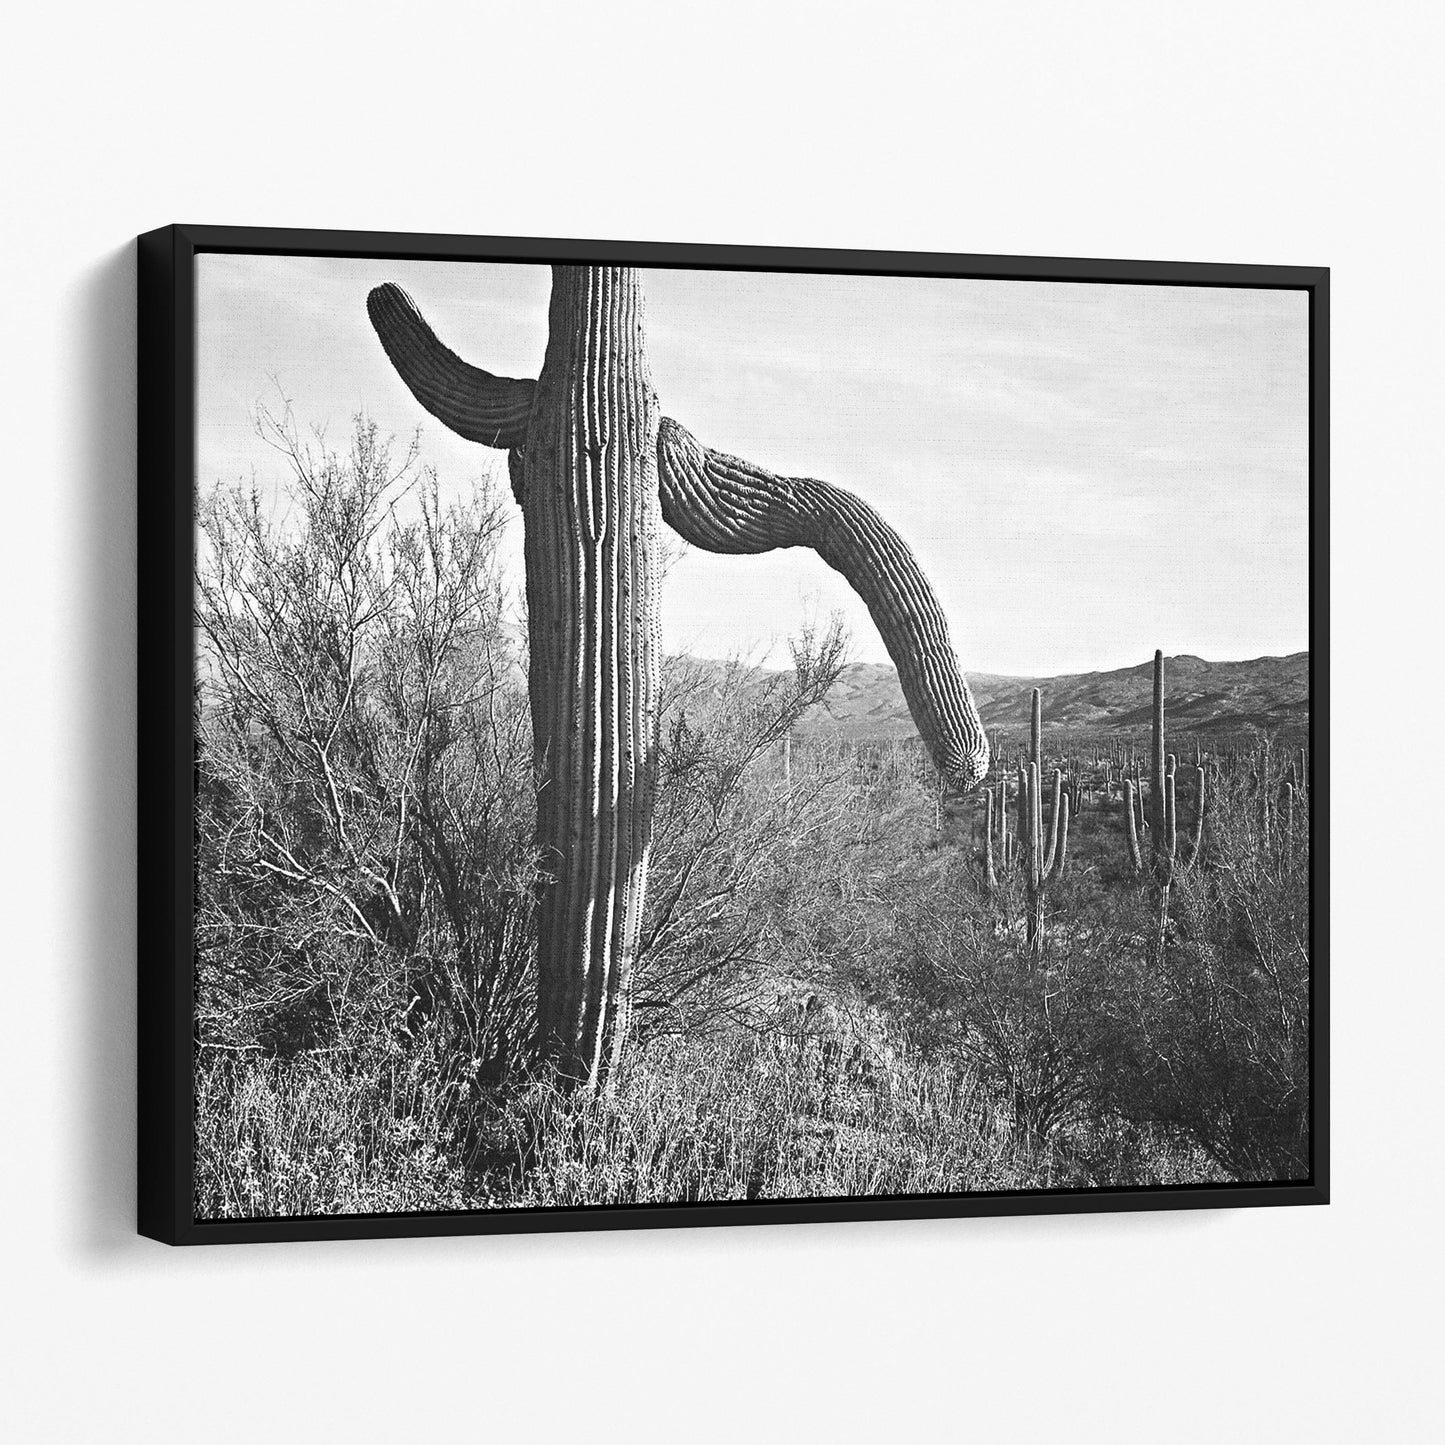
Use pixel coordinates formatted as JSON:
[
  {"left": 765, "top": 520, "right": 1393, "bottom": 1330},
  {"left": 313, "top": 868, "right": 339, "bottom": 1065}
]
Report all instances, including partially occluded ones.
[
  {"left": 367, "top": 283, "right": 536, "bottom": 448},
  {"left": 656, "top": 417, "right": 989, "bottom": 794}
]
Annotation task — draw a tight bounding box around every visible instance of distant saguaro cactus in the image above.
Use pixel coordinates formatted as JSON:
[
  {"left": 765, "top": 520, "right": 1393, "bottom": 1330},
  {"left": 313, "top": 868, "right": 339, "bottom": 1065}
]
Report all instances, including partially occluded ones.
[
  {"left": 1023, "top": 687, "right": 1071, "bottom": 952},
  {"left": 983, "top": 787, "right": 999, "bottom": 893},
  {"left": 1151, "top": 650, "right": 1168, "bottom": 876},
  {"left": 994, "top": 773, "right": 1014, "bottom": 872},
  {"left": 1185, "top": 763, "right": 1207, "bottom": 868},
  {"left": 1124, "top": 779, "right": 1143, "bottom": 874},
  {"left": 1165, "top": 752, "right": 1178, "bottom": 862},
  {"left": 1121, "top": 650, "right": 1206, "bottom": 880},
  {"left": 368, "top": 267, "right": 989, "bottom": 1086}
]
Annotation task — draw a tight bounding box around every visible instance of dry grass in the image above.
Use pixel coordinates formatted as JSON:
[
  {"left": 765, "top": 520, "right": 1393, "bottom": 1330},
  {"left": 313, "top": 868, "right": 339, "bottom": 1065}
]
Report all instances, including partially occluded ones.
[
  {"left": 196, "top": 1018, "right": 1220, "bottom": 1221},
  {"left": 195, "top": 1041, "right": 477, "bottom": 1218}
]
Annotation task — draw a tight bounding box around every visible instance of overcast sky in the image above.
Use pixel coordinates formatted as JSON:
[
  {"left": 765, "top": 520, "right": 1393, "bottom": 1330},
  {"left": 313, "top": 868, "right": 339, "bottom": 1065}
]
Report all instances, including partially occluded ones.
[{"left": 196, "top": 253, "right": 1310, "bottom": 678}]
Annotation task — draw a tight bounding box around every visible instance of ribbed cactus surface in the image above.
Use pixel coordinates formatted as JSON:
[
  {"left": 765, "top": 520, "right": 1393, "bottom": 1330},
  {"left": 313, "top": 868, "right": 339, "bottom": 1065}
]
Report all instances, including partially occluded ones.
[
  {"left": 1151, "top": 649, "right": 1167, "bottom": 869},
  {"left": 519, "top": 269, "right": 662, "bottom": 1080},
  {"left": 656, "top": 418, "right": 989, "bottom": 795},
  {"left": 368, "top": 265, "right": 991, "bottom": 1084},
  {"left": 1124, "top": 780, "right": 1143, "bottom": 874},
  {"left": 1044, "top": 768, "right": 1064, "bottom": 877},
  {"left": 369, "top": 268, "right": 661, "bottom": 1085},
  {"left": 1053, "top": 792, "right": 1071, "bottom": 879},
  {"left": 366, "top": 284, "right": 536, "bottom": 446},
  {"left": 1185, "top": 764, "right": 1206, "bottom": 868}
]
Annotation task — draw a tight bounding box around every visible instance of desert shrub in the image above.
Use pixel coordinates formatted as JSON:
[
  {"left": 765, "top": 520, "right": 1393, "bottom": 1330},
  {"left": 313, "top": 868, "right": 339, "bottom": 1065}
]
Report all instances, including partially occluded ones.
[
  {"left": 192, "top": 412, "right": 908, "bottom": 1214},
  {"left": 195, "top": 407, "right": 538, "bottom": 1093},
  {"left": 872, "top": 858, "right": 1132, "bottom": 1145},
  {"left": 1099, "top": 767, "right": 1311, "bottom": 1180},
  {"left": 477, "top": 1029, "right": 1034, "bottom": 1207},
  {"left": 194, "top": 1027, "right": 484, "bottom": 1218},
  {"left": 630, "top": 623, "right": 853, "bottom": 1038},
  {"left": 895, "top": 756, "right": 1310, "bottom": 1182},
  {"left": 192, "top": 403, "right": 1310, "bottom": 1211}
]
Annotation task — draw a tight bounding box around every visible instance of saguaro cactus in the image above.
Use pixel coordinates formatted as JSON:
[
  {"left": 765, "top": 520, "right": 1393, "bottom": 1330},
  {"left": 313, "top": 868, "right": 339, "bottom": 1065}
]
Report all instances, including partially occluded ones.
[
  {"left": 1185, "top": 763, "right": 1206, "bottom": 868},
  {"left": 655, "top": 420, "right": 986, "bottom": 793},
  {"left": 1165, "top": 753, "right": 1178, "bottom": 863},
  {"left": 1023, "top": 688, "right": 1071, "bottom": 952},
  {"left": 995, "top": 773, "right": 1013, "bottom": 871},
  {"left": 983, "top": 787, "right": 999, "bottom": 893},
  {"left": 368, "top": 267, "right": 989, "bottom": 1086},
  {"left": 1150, "top": 649, "right": 1168, "bottom": 876},
  {"left": 1124, "top": 779, "right": 1144, "bottom": 874},
  {"left": 1120, "top": 652, "right": 1206, "bottom": 879}
]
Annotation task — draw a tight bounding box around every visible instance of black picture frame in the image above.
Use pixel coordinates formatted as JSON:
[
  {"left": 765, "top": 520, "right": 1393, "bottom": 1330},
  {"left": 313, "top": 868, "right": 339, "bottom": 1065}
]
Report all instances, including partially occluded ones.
[{"left": 139, "top": 224, "right": 1328, "bottom": 1246}]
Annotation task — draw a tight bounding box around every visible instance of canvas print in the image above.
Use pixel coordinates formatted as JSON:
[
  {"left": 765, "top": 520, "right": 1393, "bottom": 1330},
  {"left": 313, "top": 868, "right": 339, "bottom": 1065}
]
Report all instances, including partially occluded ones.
[{"left": 187, "top": 249, "right": 1315, "bottom": 1223}]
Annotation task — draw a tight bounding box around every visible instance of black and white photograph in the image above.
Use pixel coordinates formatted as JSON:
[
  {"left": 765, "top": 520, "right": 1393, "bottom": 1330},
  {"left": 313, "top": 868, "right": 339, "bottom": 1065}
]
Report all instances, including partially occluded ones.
[
  {"left": 23, "top": 3, "right": 1445, "bottom": 1437},
  {"left": 160, "top": 236, "right": 1320, "bottom": 1231}
]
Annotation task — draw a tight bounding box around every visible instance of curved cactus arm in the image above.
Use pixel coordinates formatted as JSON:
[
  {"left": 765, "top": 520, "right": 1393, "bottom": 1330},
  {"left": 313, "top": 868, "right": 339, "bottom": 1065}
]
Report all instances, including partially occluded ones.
[
  {"left": 1050, "top": 791, "right": 1071, "bottom": 881},
  {"left": 656, "top": 417, "right": 989, "bottom": 794},
  {"left": 1043, "top": 767, "right": 1063, "bottom": 876},
  {"left": 366, "top": 283, "right": 536, "bottom": 448}
]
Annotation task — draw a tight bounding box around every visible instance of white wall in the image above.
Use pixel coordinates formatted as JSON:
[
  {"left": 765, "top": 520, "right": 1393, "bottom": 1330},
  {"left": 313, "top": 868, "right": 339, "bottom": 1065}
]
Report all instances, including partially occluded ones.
[{"left": 1, "top": 3, "right": 1437, "bottom": 1439}]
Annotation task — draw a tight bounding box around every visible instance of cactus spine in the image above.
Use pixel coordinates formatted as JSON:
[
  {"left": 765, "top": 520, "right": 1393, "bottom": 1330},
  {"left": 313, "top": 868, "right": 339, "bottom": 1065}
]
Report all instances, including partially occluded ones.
[{"left": 368, "top": 268, "right": 989, "bottom": 1085}]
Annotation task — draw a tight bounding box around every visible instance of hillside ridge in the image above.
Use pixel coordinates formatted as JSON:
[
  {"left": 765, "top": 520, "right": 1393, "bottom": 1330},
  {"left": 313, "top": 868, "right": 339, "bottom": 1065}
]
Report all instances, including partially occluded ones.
[{"left": 763, "top": 650, "right": 1310, "bottom": 740}]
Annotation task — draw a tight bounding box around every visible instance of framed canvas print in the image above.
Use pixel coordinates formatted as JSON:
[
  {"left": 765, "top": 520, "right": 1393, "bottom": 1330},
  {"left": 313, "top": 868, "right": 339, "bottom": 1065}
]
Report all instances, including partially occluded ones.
[{"left": 138, "top": 226, "right": 1327, "bottom": 1244}]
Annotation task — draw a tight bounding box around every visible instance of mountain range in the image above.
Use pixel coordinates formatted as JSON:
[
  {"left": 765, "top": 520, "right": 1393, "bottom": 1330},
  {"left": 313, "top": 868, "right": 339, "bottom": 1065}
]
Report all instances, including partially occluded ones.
[{"left": 789, "top": 651, "right": 1310, "bottom": 742}]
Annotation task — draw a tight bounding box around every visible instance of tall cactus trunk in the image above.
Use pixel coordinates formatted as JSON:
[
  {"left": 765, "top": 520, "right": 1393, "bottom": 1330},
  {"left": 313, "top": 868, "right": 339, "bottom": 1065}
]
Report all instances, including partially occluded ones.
[
  {"left": 1150, "top": 649, "right": 1166, "bottom": 875},
  {"left": 522, "top": 267, "right": 662, "bottom": 1085},
  {"left": 1165, "top": 763, "right": 1178, "bottom": 865},
  {"left": 1026, "top": 759, "right": 1044, "bottom": 953},
  {"left": 983, "top": 787, "right": 998, "bottom": 893},
  {"left": 1043, "top": 767, "right": 1063, "bottom": 876}
]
